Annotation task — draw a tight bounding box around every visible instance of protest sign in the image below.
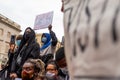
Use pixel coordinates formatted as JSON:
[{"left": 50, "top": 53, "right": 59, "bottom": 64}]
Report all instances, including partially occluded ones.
[{"left": 34, "top": 11, "right": 54, "bottom": 30}]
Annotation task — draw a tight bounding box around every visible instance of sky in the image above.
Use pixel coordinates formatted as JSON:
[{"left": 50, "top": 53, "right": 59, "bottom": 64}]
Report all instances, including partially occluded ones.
[{"left": 0, "top": 0, "right": 64, "bottom": 41}]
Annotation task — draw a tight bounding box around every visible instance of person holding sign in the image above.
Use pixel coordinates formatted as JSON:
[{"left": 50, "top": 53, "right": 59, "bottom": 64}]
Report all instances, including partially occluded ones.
[{"left": 40, "top": 25, "right": 58, "bottom": 64}]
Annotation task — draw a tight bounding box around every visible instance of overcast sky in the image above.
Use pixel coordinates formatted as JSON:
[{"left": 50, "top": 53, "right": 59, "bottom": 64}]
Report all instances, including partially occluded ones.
[{"left": 0, "top": 0, "right": 64, "bottom": 41}]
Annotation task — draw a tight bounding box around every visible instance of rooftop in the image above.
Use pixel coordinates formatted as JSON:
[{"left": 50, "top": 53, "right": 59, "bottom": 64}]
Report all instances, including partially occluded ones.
[{"left": 0, "top": 14, "right": 21, "bottom": 32}]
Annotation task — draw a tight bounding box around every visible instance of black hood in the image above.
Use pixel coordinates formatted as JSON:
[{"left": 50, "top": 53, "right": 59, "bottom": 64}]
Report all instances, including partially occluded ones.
[{"left": 17, "top": 27, "right": 36, "bottom": 52}]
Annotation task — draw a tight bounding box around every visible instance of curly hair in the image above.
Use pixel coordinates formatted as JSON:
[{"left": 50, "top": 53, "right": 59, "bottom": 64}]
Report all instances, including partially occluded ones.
[{"left": 25, "top": 59, "right": 45, "bottom": 78}]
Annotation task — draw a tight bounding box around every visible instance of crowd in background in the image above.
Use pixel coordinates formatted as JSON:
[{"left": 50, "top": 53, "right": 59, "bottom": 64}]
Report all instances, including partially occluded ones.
[
  {"left": 0, "top": 24, "right": 69, "bottom": 80},
  {"left": 0, "top": 1, "right": 66, "bottom": 79}
]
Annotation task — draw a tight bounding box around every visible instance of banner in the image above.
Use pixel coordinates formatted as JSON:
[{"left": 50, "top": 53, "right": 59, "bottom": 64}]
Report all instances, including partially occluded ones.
[
  {"left": 34, "top": 11, "right": 54, "bottom": 30},
  {"left": 64, "top": 0, "right": 120, "bottom": 80}
]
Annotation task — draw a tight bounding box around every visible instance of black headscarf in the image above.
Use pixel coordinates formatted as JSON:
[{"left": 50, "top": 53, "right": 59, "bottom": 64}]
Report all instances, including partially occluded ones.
[{"left": 17, "top": 27, "right": 36, "bottom": 54}]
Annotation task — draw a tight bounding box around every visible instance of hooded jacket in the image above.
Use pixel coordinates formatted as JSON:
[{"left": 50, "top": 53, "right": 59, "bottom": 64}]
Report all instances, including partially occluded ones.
[{"left": 11, "top": 27, "right": 40, "bottom": 77}]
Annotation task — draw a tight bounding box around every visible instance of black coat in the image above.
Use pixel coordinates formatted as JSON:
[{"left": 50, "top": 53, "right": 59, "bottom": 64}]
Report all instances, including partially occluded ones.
[
  {"left": 0, "top": 50, "right": 14, "bottom": 80},
  {"left": 11, "top": 27, "right": 40, "bottom": 78},
  {"left": 8, "top": 50, "right": 14, "bottom": 71}
]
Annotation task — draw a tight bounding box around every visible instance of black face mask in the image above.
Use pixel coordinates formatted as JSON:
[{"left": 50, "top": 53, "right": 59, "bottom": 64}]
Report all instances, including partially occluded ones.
[{"left": 25, "top": 33, "right": 31, "bottom": 41}]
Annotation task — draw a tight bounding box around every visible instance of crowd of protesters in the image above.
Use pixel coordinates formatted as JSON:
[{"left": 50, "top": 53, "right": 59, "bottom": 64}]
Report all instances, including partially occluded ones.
[
  {"left": 0, "top": 23, "right": 69, "bottom": 80},
  {"left": 0, "top": 0, "right": 67, "bottom": 80}
]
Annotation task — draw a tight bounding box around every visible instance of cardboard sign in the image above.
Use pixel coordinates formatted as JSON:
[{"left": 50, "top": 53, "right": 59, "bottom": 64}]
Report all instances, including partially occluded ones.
[{"left": 34, "top": 11, "right": 54, "bottom": 30}]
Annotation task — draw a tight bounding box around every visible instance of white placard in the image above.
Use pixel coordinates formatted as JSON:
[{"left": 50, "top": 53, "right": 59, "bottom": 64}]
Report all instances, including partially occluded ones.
[{"left": 34, "top": 11, "right": 54, "bottom": 30}]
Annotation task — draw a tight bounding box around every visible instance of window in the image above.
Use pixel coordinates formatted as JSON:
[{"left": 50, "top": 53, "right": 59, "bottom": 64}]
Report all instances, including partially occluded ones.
[{"left": 0, "top": 28, "right": 3, "bottom": 36}]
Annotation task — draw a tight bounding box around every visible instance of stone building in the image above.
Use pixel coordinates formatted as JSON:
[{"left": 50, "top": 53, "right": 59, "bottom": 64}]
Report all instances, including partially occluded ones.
[
  {"left": 0, "top": 14, "right": 21, "bottom": 60},
  {"left": 36, "top": 33, "right": 43, "bottom": 47}
]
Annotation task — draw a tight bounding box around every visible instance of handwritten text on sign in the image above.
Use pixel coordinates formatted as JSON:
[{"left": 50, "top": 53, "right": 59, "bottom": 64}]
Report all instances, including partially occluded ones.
[{"left": 34, "top": 11, "right": 53, "bottom": 30}]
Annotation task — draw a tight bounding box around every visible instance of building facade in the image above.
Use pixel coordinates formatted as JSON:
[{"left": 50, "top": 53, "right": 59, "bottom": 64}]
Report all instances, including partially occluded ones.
[
  {"left": 36, "top": 33, "right": 43, "bottom": 47},
  {"left": 0, "top": 14, "right": 21, "bottom": 60}
]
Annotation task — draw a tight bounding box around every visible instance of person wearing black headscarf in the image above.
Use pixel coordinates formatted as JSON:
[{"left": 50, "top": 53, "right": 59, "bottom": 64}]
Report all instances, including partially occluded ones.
[{"left": 10, "top": 27, "right": 40, "bottom": 79}]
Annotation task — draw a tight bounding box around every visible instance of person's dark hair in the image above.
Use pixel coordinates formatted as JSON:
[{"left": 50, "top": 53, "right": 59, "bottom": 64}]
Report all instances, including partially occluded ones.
[
  {"left": 55, "top": 47, "right": 65, "bottom": 61},
  {"left": 41, "top": 33, "right": 46, "bottom": 38},
  {"left": 41, "top": 54, "right": 53, "bottom": 64},
  {"left": 16, "top": 35, "right": 23, "bottom": 40},
  {"left": 45, "top": 60, "right": 59, "bottom": 71},
  {"left": 17, "top": 27, "right": 36, "bottom": 53}
]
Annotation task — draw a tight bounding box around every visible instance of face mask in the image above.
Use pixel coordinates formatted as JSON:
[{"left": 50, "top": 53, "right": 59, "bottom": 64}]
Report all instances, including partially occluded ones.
[
  {"left": 45, "top": 72, "right": 55, "bottom": 80},
  {"left": 42, "top": 37, "right": 47, "bottom": 43},
  {"left": 60, "top": 67, "right": 68, "bottom": 75},
  {"left": 25, "top": 33, "right": 31, "bottom": 40},
  {"left": 16, "top": 40, "right": 21, "bottom": 47},
  {"left": 22, "top": 70, "right": 34, "bottom": 80}
]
